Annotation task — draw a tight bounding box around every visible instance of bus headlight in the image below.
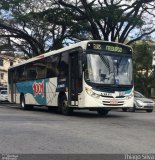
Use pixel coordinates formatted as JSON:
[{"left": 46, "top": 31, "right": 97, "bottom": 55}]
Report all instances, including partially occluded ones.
[
  {"left": 85, "top": 87, "right": 100, "bottom": 99},
  {"left": 126, "top": 93, "right": 133, "bottom": 99}
]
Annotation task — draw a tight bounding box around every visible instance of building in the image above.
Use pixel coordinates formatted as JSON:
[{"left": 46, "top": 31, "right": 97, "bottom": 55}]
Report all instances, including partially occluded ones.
[{"left": 0, "top": 52, "right": 26, "bottom": 89}]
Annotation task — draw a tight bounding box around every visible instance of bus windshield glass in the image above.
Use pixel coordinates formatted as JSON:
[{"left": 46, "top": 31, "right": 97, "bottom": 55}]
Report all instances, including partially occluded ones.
[{"left": 85, "top": 52, "right": 132, "bottom": 85}]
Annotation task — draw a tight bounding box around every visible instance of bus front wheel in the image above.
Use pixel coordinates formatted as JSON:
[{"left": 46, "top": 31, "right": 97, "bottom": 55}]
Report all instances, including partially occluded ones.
[
  {"left": 59, "top": 95, "right": 73, "bottom": 116},
  {"left": 122, "top": 108, "right": 128, "bottom": 112}
]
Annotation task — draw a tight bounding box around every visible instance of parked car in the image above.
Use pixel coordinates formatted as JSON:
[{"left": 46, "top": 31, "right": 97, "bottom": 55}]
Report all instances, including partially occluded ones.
[
  {"left": 122, "top": 91, "right": 155, "bottom": 112},
  {"left": 0, "top": 90, "right": 8, "bottom": 102}
]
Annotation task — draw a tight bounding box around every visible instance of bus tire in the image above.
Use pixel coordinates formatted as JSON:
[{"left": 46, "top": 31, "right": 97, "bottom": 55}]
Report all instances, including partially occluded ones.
[
  {"left": 122, "top": 108, "right": 128, "bottom": 112},
  {"left": 59, "top": 95, "right": 73, "bottom": 115},
  {"left": 20, "top": 95, "right": 29, "bottom": 110},
  {"left": 97, "top": 109, "right": 109, "bottom": 116},
  {"left": 131, "top": 105, "right": 136, "bottom": 112}
]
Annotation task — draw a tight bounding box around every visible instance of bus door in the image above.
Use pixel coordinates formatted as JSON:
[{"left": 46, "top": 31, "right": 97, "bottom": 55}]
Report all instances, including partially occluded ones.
[
  {"left": 9, "top": 68, "right": 16, "bottom": 103},
  {"left": 69, "top": 52, "right": 82, "bottom": 106}
]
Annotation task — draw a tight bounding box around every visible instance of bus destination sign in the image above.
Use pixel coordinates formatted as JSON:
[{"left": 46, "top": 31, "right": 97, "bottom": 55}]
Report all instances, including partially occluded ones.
[
  {"left": 106, "top": 45, "right": 122, "bottom": 53},
  {"left": 87, "top": 42, "right": 132, "bottom": 54}
]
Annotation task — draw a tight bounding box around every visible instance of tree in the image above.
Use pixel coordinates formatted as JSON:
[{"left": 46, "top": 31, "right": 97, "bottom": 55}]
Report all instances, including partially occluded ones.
[
  {"left": 56, "top": 0, "right": 155, "bottom": 44},
  {"left": 132, "top": 40, "right": 155, "bottom": 97},
  {"left": 0, "top": 0, "right": 155, "bottom": 57},
  {"left": 0, "top": 0, "right": 69, "bottom": 57}
]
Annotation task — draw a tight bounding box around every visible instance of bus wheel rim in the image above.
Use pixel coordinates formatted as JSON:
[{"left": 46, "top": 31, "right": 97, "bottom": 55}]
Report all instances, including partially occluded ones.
[
  {"left": 62, "top": 100, "right": 67, "bottom": 112},
  {"left": 21, "top": 100, "right": 24, "bottom": 108}
]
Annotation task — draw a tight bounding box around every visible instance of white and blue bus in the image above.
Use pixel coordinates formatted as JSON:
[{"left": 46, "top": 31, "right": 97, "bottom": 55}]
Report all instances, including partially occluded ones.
[{"left": 8, "top": 40, "right": 133, "bottom": 115}]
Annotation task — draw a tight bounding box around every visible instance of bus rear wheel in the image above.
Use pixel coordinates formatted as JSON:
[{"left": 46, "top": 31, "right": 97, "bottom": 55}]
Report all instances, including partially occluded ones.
[
  {"left": 97, "top": 109, "right": 109, "bottom": 116},
  {"left": 20, "top": 95, "right": 32, "bottom": 110},
  {"left": 59, "top": 95, "right": 73, "bottom": 115},
  {"left": 131, "top": 105, "right": 136, "bottom": 112}
]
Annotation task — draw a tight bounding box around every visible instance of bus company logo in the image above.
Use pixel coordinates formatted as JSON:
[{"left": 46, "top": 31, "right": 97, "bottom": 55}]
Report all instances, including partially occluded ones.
[{"left": 32, "top": 80, "right": 44, "bottom": 97}]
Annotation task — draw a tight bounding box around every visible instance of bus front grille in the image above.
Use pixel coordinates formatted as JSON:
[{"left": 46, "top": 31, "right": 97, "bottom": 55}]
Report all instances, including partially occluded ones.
[{"left": 102, "top": 100, "right": 124, "bottom": 106}]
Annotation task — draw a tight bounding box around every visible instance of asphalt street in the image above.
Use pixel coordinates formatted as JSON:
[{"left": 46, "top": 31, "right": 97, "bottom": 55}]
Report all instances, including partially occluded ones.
[{"left": 0, "top": 103, "right": 155, "bottom": 154}]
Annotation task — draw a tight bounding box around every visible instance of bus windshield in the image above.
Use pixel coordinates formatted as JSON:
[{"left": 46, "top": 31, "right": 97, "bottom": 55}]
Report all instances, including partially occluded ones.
[{"left": 85, "top": 52, "right": 133, "bottom": 85}]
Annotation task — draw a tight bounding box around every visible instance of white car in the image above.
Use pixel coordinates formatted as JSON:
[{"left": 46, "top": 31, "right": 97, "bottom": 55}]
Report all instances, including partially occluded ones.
[
  {"left": 0, "top": 90, "right": 8, "bottom": 102},
  {"left": 133, "top": 91, "right": 155, "bottom": 112},
  {"left": 122, "top": 91, "right": 155, "bottom": 112}
]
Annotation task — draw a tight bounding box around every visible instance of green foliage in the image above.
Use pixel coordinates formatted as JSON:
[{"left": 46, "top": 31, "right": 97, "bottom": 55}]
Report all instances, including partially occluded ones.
[
  {"left": 132, "top": 40, "right": 155, "bottom": 97},
  {"left": 0, "top": 0, "right": 155, "bottom": 57}
]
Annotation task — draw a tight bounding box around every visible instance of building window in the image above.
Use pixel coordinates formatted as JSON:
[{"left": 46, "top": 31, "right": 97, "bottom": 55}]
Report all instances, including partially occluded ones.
[
  {"left": 10, "top": 61, "right": 13, "bottom": 66},
  {"left": 0, "top": 59, "right": 3, "bottom": 66},
  {"left": 0, "top": 73, "right": 4, "bottom": 80}
]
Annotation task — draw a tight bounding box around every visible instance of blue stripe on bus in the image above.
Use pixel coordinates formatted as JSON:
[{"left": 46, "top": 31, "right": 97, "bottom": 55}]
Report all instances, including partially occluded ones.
[{"left": 16, "top": 79, "right": 48, "bottom": 105}]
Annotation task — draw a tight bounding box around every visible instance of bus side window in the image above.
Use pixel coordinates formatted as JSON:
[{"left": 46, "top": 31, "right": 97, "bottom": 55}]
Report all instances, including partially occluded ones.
[
  {"left": 13, "top": 69, "right": 17, "bottom": 83},
  {"left": 36, "top": 66, "right": 46, "bottom": 79},
  {"left": 34, "top": 59, "right": 46, "bottom": 79},
  {"left": 25, "top": 62, "right": 37, "bottom": 80},
  {"left": 16, "top": 65, "right": 26, "bottom": 82},
  {"left": 27, "top": 70, "right": 37, "bottom": 80},
  {"left": 58, "top": 53, "right": 69, "bottom": 79},
  {"left": 46, "top": 55, "right": 59, "bottom": 78}
]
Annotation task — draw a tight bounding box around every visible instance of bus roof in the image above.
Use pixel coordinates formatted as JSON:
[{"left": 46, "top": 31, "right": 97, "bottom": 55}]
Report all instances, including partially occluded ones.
[{"left": 9, "top": 40, "right": 131, "bottom": 69}]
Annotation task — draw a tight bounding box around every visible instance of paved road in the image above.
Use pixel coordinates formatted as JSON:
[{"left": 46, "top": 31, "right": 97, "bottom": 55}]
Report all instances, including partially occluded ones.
[{"left": 0, "top": 103, "right": 155, "bottom": 154}]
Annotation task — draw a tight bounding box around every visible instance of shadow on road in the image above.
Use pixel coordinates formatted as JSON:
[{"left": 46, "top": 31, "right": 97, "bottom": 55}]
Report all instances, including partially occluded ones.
[
  {"left": 70, "top": 110, "right": 128, "bottom": 119},
  {"left": 1, "top": 103, "right": 129, "bottom": 119}
]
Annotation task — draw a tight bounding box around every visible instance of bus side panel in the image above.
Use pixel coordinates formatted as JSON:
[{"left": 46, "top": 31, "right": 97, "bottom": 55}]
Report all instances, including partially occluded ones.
[
  {"left": 15, "top": 78, "right": 58, "bottom": 106},
  {"left": 16, "top": 80, "right": 45, "bottom": 105},
  {"left": 46, "top": 78, "right": 58, "bottom": 106}
]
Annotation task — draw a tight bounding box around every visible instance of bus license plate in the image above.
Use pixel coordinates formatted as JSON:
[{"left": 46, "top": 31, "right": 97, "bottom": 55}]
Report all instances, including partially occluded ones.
[{"left": 110, "top": 99, "right": 118, "bottom": 105}]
